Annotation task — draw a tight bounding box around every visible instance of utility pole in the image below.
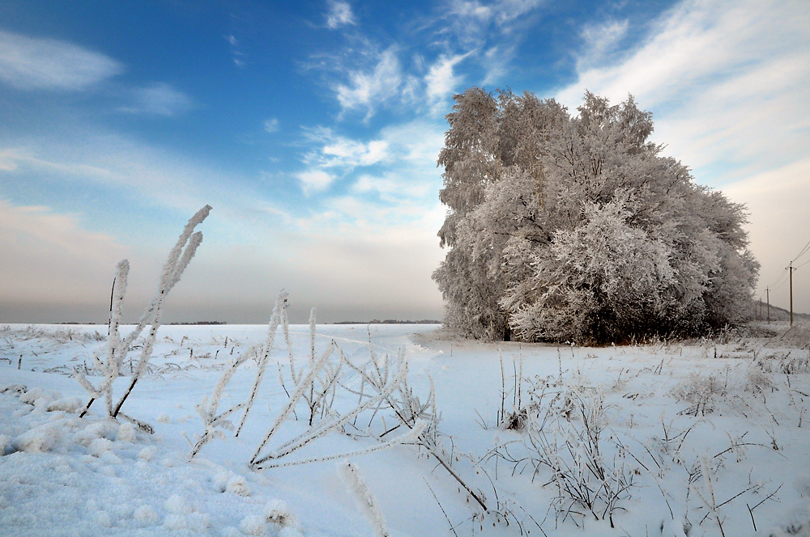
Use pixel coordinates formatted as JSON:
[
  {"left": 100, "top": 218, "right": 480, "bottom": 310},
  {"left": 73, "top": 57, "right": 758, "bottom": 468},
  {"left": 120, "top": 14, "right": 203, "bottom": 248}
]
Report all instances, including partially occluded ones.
[
  {"left": 789, "top": 262, "right": 794, "bottom": 327},
  {"left": 766, "top": 287, "right": 770, "bottom": 324}
]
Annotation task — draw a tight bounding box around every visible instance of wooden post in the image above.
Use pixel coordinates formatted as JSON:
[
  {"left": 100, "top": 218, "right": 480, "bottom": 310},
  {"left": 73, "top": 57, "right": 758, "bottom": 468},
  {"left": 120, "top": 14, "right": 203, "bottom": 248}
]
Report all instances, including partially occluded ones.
[
  {"left": 766, "top": 287, "right": 770, "bottom": 324},
  {"left": 789, "top": 262, "right": 794, "bottom": 327}
]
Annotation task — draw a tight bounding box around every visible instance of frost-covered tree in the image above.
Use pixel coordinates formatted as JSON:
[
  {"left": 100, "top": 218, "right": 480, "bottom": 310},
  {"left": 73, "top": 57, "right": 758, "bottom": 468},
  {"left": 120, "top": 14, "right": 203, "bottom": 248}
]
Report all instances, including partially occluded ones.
[{"left": 434, "top": 89, "right": 759, "bottom": 343}]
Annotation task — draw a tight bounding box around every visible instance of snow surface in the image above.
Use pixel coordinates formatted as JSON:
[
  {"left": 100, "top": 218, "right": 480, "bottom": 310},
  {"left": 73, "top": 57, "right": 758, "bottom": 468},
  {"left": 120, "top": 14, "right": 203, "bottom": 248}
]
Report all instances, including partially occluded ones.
[{"left": 1, "top": 322, "right": 809, "bottom": 536}]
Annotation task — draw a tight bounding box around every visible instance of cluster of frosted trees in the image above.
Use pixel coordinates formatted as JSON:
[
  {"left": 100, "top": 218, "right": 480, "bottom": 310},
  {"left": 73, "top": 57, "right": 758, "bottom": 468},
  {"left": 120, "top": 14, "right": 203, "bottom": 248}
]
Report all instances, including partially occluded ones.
[{"left": 433, "top": 88, "right": 759, "bottom": 343}]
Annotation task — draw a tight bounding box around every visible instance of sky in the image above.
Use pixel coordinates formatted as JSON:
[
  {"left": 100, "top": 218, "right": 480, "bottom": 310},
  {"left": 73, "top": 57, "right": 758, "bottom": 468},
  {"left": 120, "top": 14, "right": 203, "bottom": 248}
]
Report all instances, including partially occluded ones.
[{"left": 0, "top": 0, "right": 808, "bottom": 324}]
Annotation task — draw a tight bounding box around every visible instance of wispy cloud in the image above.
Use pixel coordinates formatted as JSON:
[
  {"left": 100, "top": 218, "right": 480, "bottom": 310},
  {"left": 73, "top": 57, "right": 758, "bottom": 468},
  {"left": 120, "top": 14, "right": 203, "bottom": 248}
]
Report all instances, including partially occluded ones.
[
  {"left": 333, "top": 48, "right": 403, "bottom": 118},
  {"left": 224, "top": 34, "right": 247, "bottom": 68},
  {"left": 556, "top": 0, "right": 810, "bottom": 181},
  {"left": 296, "top": 170, "right": 335, "bottom": 194},
  {"left": 0, "top": 128, "right": 240, "bottom": 214},
  {"left": 481, "top": 44, "right": 516, "bottom": 85},
  {"left": 264, "top": 118, "right": 280, "bottom": 133},
  {"left": 303, "top": 127, "right": 390, "bottom": 169},
  {"left": 325, "top": 0, "right": 357, "bottom": 29},
  {"left": 425, "top": 52, "right": 471, "bottom": 114},
  {"left": 577, "top": 19, "right": 629, "bottom": 69},
  {"left": 441, "top": 0, "right": 544, "bottom": 47},
  {"left": 119, "top": 83, "right": 194, "bottom": 116},
  {"left": 0, "top": 30, "right": 123, "bottom": 91},
  {"left": 491, "top": 0, "right": 545, "bottom": 29}
]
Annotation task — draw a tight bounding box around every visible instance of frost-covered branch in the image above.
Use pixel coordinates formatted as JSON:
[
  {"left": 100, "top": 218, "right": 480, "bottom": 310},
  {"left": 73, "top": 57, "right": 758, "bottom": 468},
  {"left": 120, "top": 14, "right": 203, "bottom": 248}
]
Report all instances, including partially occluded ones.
[
  {"left": 77, "top": 205, "right": 211, "bottom": 426},
  {"left": 338, "top": 461, "right": 390, "bottom": 537},
  {"left": 236, "top": 290, "right": 288, "bottom": 437}
]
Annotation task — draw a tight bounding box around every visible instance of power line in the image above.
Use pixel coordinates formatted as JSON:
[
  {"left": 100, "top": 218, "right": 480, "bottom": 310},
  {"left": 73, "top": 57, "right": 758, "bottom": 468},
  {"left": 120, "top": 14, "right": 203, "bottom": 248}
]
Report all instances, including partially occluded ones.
[
  {"left": 794, "top": 257, "right": 810, "bottom": 271},
  {"left": 767, "top": 268, "right": 790, "bottom": 291},
  {"left": 790, "top": 237, "right": 810, "bottom": 263}
]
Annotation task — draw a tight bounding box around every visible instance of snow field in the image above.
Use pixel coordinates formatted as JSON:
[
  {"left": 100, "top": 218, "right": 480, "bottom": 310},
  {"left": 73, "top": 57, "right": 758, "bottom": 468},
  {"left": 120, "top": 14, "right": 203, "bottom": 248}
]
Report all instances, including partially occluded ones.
[{"left": 0, "top": 322, "right": 809, "bottom": 536}]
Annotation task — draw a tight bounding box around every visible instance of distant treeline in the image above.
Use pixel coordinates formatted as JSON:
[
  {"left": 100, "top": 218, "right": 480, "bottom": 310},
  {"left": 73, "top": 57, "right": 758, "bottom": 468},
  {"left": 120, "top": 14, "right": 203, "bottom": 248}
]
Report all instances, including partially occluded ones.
[
  {"left": 333, "top": 320, "right": 442, "bottom": 325},
  {"left": 752, "top": 302, "right": 810, "bottom": 322},
  {"left": 168, "top": 321, "right": 228, "bottom": 325}
]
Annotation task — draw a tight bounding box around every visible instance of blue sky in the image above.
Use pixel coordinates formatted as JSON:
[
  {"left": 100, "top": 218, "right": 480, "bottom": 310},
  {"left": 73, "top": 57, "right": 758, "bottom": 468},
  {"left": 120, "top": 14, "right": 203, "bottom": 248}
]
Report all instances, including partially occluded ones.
[{"left": 1, "top": 0, "right": 809, "bottom": 323}]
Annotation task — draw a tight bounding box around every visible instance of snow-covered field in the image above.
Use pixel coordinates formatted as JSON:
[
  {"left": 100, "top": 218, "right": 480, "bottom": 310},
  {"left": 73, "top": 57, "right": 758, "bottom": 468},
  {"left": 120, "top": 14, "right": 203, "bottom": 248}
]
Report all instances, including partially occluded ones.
[{"left": 2, "top": 321, "right": 809, "bottom": 537}]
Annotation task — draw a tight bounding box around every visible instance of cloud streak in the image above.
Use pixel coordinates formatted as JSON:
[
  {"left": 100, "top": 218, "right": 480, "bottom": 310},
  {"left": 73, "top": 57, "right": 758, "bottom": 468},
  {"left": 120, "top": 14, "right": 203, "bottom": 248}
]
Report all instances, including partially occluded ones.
[
  {"left": 119, "top": 83, "right": 194, "bottom": 116},
  {"left": 556, "top": 0, "right": 810, "bottom": 179},
  {"left": 0, "top": 30, "right": 123, "bottom": 91},
  {"left": 425, "top": 53, "right": 471, "bottom": 114}
]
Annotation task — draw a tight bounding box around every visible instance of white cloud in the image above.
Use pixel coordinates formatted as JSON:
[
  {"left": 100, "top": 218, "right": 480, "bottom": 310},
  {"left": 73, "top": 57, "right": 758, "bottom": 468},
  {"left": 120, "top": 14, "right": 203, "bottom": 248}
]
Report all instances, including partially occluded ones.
[
  {"left": 301, "top": 119, "right": 444, "bottom": 184},
  {"left": 303, "top": 128, "right": 390, "bottom": 170},
  {"left": 377, "top": 120, "right": 446, "bottom": 165},
  {"left": 577, "top": 19, "right": 629, "bottom": 69},
  {"left": 0, "top": 129, "right": 241, "bottom": 214},
  {"left": 492, "top": 0, "right": 545, "bottom": 28},
  {"left": 264, "top": 118, "right": 280, "bottom": 133},
  {"left": 0, "top": 30, "right": 123, "bottom": 91},
  {"left": 442, "top": 0, "right": 543, "bottom": 47},
  {"left": 0, "top": 148, "right": 115, "bottom": 181},
  {"left": 296, "top": 170, "right": 334, "bottom": 194},
  {"left": 334, "top": 48, "right": 402, "bottom": 117},
  {"left": 556, "top": 0, "right": 810, "bottom": 181},
  {"left": 326, "top": 0, "right": 357, "bottom": 29},
  {"left": 425, "top": 53, "right": 471, "bottom": 114},
  {"left": 322, "top": 138, "right": 388, "bottom": 167},
  {"left": 120, "top": 83, "right": 194, "bottom": 116},
  {"left": 224, "top": 33, "right": 246, "bottom": 68}
]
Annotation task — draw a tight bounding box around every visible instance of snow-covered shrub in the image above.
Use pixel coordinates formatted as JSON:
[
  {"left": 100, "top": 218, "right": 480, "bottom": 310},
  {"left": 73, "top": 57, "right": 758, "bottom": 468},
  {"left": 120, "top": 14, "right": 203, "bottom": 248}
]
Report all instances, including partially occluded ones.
[
  {"left": 671, "top": 372, "right": 727, "bottom": 416},
  {"left": 764, "top": 351, "right": 810, "bottom": 375},
  {"left": 75, "top": 205, "right": 211, "bottom": 430},
  {"left": 746, "top": 365, "right": 775, "bottom": 395},
  {"left": 434, "top": 89, "right": 759, "bottom": 343},
  {"left": 188, "top": 289, "right": 430, "bottom": 468},
  {"left": 503, "top": 196, "right": 677, "bottom": 344},
  {"left": 493, "top": 381, "right": 635, "bottom": 527},
  {"left": 249, "top": 345, "right": 422, "bottom": 468}
]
